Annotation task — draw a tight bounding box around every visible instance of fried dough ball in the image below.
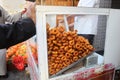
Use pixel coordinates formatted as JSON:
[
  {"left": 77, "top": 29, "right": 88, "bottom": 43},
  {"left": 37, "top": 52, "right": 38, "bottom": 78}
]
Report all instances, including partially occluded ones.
[
  {"left": 73, "top": 56, "right": 79, "bottom": 62},
  {"left": 49, "top": 35, "right": 55, "bottom": 40},
  {"left": 53, "top": 46, "right": 59, "bottom": 51},
  {"left": 69, "top": 40, "right": 75, "bottom": 46},
  {"left": 64, "top": 46, "right": 69, "bottom": 52},
  {"left": 67, "top": 36, "right": 73, "bottom": 40},
  {"left": 49, "top": 28, "right": 58, "bottom": 35},
  {"left": 56, "top": 26, "right": 65, "bottom": 33},
  {"left": 65, "top": 52, "right": 72, "bottom": 59}
]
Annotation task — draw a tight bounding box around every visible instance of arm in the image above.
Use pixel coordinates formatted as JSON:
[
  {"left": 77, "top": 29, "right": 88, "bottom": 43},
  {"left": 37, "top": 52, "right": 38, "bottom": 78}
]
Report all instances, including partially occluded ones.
[
  {"left": 0, "top": 5, "right": 22, "bottom": 23},
  {"left": 0, "top": 18, "right": 36, "bottom": 49}
]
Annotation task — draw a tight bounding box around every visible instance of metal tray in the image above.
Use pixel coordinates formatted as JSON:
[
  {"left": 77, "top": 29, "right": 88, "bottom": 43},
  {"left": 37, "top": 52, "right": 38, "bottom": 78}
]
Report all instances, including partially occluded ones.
[{"left": 50, "top": 52, "right": 93, "bottom": 78}]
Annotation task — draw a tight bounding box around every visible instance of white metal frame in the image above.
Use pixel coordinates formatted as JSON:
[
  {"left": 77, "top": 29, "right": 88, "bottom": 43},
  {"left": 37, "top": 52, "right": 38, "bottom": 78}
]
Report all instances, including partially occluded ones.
[{"left": 36, "top": 6, "right": 120, "bottom": 80}]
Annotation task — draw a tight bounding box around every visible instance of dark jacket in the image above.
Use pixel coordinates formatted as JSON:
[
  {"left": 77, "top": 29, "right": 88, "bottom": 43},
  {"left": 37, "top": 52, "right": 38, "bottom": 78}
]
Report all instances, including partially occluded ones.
[{"left": 0, "top": 18, "right": 36, "bottom": 49}]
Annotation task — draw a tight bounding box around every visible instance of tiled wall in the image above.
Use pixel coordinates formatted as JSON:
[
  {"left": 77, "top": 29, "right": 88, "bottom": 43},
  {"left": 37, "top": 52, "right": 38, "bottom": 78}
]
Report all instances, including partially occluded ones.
[
  {"left": 93, "top": 0, "right": 111, "bottom": 51},
  {"left": 111, "top": 0, "right": 120, "bottom": 9},
  {"left": 99, "top": 0, "right": 111, "bottom": 8}
]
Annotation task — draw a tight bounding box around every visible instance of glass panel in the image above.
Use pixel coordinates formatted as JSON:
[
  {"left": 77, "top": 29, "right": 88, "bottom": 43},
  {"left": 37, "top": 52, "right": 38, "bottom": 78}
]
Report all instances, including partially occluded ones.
[{"left": 45, "top": 14, "right": 108, "bottom": 78}]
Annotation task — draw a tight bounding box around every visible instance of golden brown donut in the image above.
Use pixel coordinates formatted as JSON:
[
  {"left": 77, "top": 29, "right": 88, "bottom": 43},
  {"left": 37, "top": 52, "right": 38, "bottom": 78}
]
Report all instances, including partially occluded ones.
[
  {"left": 73, "top": 56, "right": 78, "bottom": 61},
  {"left": 65, "top": 52, "right": 71, "bottom": 58},
  {"left": 61, "top": 56, "right": 67, "bottom": 61},
  {"left": 64, "top": 46, "right": 69, "bottom": 51},
  {"left": 69, "top": 40, "right": 75, "bottom": 46}
]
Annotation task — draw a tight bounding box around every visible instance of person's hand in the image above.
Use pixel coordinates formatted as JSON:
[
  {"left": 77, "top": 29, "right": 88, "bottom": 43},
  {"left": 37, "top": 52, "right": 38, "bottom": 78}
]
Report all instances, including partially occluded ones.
[
  {"left": 21, "top": 8, "right": 27, "bottom": 15},
  {"left": 25, "top": 2, "right": 36, "bottom": 24}
]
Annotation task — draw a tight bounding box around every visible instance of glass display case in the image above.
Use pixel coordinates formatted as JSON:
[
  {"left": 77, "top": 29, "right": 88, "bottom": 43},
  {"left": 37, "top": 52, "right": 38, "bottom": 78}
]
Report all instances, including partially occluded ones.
[{"left": 27, "top": 6, "right": 120, "bottom": 80}]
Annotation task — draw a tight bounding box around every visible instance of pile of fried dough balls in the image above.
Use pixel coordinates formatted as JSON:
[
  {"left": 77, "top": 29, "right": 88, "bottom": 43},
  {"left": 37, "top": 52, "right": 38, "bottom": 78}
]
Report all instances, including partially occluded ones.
[{"left": 47, "top": 24, "right": 94, "bottom": 75}]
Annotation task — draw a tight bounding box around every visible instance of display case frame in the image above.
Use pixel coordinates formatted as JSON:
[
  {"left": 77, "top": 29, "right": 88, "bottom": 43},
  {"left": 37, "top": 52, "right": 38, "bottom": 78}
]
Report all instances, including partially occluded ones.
[{"left": 35, "top": 6, "right": 120, "bottom": 80}]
